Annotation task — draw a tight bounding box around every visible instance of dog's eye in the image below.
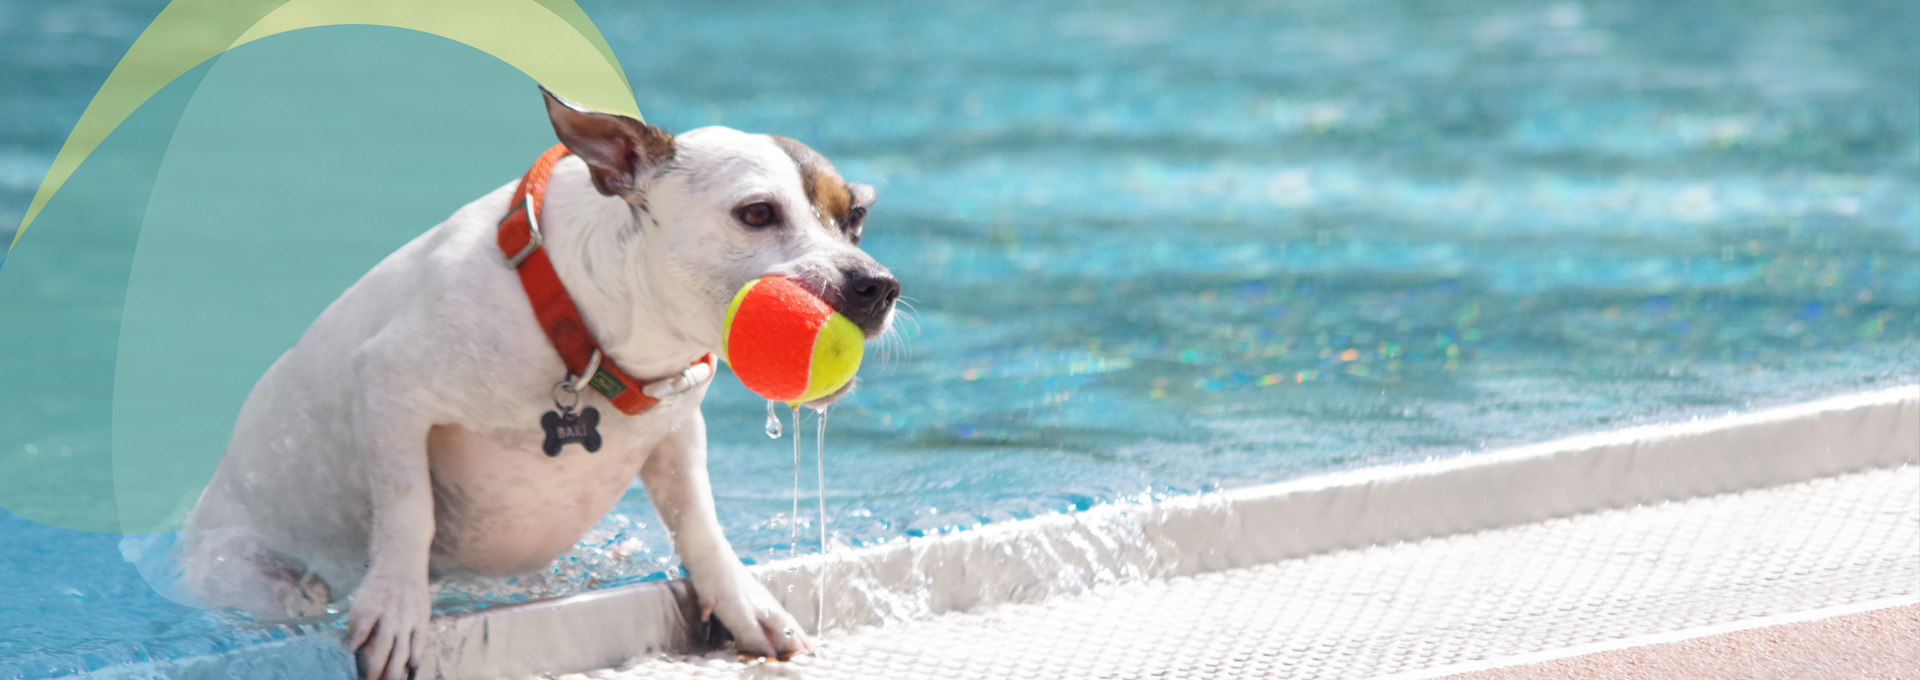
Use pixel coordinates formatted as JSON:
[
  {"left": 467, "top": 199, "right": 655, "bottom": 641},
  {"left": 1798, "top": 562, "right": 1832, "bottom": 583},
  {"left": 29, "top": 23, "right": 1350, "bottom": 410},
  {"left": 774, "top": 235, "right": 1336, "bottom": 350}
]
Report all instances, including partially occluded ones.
[
  {"left": 846, "top": 206, "right": 868, "bottom": 245},
  {"left": 734, "top": 202, "right": 778, "bottom": 228}
]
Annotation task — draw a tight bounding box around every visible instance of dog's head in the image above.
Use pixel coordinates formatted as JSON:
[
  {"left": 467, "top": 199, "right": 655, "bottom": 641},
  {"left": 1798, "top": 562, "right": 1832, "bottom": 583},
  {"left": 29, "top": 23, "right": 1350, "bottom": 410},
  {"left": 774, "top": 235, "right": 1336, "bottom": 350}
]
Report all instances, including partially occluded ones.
[{"left": 540, "top": 89, "right": 900, "bottom": 360}]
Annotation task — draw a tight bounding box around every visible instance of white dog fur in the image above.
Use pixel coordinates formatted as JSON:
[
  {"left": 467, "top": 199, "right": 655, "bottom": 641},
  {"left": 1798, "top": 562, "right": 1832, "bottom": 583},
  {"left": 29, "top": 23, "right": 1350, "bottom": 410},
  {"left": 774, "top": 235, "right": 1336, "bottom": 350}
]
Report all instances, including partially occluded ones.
[{"left": 181, "top": 89, "right": 897, "bottom": 679}]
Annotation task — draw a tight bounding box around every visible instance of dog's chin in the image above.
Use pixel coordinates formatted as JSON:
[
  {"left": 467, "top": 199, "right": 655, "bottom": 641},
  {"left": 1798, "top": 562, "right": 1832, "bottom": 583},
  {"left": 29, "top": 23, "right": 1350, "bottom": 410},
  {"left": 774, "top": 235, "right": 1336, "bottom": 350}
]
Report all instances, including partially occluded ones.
[
  {"left": 801, "top": 379, "right": 856, "bottom": 411},
  {"left": 858, "top": 309, "right": 894, "bottom": 341}
]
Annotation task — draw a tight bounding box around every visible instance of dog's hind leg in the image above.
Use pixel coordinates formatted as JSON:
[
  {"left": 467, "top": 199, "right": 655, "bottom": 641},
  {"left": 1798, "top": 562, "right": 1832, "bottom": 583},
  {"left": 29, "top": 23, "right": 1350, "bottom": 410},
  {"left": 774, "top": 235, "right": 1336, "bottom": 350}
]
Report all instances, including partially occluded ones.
[{"left": 181, "top": 528, "right": 332, "bottom": 620}]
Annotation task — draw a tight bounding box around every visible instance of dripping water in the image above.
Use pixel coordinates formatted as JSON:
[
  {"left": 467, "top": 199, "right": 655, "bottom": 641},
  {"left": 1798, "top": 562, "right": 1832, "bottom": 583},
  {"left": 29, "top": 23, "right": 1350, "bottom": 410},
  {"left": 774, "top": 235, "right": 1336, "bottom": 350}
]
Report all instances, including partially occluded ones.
[
  {"left": 814, "top": 406, "right": 830, "bottom": 637},
  {"left": 764, "top": 400, "right": 782, "bottom": 439},
  {"left": 790, "top": 404, "right": 802, "bottom": 558}
]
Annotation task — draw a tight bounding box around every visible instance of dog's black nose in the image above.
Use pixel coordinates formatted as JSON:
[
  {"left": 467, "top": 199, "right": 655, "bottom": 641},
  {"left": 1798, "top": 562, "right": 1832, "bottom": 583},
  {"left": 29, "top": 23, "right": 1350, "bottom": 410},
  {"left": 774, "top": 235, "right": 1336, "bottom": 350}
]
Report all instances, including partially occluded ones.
[{"left": 841, "top": 269, "right": 900, "bottom": 333}]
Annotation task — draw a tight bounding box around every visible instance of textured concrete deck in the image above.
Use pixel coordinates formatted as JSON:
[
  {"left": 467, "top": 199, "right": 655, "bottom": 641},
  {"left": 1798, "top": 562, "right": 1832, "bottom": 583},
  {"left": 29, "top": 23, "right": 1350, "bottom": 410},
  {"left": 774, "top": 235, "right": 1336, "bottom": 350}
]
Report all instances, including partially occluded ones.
[
  {"left": 552, "top": 465, "right": 1917, "bottom": 680},
  {"left": 1445, "top": 604, "right": 1917, "bottom": 680}
]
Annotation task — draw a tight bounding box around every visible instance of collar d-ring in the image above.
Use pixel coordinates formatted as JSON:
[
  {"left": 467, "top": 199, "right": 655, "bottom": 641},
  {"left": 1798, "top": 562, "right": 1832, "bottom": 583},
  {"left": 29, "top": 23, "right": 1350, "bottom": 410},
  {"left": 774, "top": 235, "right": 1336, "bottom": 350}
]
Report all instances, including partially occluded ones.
[
  {"left": 565, "top": 349, "right": 603, "bottom": 395},
  {"left": 551, "top": 349, "right": 601, "bottom": 416}
]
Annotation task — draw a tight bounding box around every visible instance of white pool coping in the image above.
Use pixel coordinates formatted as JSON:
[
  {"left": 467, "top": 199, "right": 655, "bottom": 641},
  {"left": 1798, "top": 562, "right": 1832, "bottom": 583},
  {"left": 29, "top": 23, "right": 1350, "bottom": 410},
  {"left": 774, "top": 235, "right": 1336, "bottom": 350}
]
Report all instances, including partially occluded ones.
[
  {"left": 69, "top": 385, "right": 1919, "bottom": 679},
  {"left": 424, "top": 384, "right": 1918, "bottom": 679}
]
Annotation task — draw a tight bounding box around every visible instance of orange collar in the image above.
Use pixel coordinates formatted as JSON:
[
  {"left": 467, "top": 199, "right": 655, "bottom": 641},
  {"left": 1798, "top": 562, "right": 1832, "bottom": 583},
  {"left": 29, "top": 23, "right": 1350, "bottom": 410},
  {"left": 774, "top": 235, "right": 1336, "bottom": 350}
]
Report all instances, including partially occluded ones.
[{"left": 497, "top": 144, "right": 714, "bottom": 416}]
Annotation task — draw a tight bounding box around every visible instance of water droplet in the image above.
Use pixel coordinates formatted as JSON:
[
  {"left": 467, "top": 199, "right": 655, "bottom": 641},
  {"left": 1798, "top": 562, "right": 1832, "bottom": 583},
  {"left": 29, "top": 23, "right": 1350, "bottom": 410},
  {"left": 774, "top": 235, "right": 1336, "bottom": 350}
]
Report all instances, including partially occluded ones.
[
  {"left": 816, "top": 406, "right": 830, "bottom": 635},
  {"left": 791, "top": 405, "right": 802, "bottom": 557},
  {"left": 765, "top": 400, "right": 782, "bottom": 439}
]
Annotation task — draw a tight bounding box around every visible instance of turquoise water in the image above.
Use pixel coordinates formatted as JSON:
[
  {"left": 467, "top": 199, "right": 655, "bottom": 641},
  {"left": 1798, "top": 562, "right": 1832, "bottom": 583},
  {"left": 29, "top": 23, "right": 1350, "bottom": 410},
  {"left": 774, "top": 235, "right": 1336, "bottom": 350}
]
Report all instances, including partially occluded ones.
[{"left": 2, "top": 0, "right": 1917, "bottom": 675}]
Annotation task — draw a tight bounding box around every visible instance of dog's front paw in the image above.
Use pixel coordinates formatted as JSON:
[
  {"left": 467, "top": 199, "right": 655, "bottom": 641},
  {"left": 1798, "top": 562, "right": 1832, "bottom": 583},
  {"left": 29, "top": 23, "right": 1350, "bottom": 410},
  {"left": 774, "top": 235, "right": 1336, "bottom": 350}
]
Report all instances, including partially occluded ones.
[
  {"left": 695, "top": 565, "right": 812, "bottom": 660},
  {"left": 347, "top": 573, "right": 430, "bottom": 680}
]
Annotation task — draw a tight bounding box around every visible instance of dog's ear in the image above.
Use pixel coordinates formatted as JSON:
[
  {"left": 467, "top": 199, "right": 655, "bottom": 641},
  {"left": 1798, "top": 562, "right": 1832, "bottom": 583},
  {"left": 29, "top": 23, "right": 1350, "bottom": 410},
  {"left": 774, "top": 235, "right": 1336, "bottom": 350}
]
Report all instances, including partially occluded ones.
[
  {"left": 849, "top": 182, "right": 876, "bottom": 209},
  {"left": 541, "top": 86, "right": 675, "bottom": 199}
]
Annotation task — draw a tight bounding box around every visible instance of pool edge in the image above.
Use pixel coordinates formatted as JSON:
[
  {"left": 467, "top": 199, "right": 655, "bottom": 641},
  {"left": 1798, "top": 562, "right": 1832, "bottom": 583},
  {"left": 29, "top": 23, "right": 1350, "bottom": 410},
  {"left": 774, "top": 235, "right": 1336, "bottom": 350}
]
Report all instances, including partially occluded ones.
[{"left": 67, "top": 385, "right": 1920, "bottom": 679}]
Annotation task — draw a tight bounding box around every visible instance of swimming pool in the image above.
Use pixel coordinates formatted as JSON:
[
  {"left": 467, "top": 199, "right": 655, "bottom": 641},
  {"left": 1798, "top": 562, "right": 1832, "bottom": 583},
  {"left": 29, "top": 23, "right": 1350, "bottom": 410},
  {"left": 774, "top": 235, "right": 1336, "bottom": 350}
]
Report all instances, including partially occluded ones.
[{"left": 1, "top": 0, "right": 1915, "bottom": 675}]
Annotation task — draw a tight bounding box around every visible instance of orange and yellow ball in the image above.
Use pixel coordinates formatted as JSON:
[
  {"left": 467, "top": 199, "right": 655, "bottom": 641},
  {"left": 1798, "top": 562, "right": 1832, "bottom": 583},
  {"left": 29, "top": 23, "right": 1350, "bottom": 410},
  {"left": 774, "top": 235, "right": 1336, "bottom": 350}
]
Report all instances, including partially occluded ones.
[{"left": 722, "top": 277, "right": 865, "bottom": 404}]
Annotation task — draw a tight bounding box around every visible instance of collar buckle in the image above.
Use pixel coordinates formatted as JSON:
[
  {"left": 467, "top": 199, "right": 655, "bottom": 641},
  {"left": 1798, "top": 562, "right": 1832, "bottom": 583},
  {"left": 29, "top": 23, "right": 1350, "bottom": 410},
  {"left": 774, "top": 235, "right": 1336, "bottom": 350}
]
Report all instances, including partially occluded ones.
[{"left": 503, "top": 193, "right": 543, "bottom": 269}]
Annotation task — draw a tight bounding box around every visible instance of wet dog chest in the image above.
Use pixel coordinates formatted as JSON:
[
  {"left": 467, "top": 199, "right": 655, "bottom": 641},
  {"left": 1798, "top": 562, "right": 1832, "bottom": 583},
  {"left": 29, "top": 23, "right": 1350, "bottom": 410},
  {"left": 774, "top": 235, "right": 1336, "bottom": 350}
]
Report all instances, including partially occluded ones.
[{"left": 423, "top": 419, "right": 664, "bottom": 574}]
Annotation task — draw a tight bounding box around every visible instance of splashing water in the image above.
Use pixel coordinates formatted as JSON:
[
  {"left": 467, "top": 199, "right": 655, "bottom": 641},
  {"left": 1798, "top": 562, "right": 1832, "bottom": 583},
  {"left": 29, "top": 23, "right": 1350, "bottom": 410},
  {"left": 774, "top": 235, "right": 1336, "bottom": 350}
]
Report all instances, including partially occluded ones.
[{"left": 764, "top": 400, "right": 781, "bottom": 439}]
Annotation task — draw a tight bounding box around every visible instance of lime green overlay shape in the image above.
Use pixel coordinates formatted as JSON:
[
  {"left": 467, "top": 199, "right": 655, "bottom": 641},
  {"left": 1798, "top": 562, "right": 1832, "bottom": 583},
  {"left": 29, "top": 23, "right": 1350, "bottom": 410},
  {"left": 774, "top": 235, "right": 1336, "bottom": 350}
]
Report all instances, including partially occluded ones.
[{"left": 12, "top": 0, "right": 634, "bottom": 250}]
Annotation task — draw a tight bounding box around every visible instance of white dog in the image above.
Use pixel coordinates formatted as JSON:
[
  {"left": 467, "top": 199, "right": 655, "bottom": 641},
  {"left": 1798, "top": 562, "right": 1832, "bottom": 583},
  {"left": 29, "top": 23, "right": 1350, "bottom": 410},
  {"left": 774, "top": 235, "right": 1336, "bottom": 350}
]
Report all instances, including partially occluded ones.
[{"left": 181, "top": 87, "right": 897, "bottom": 679}]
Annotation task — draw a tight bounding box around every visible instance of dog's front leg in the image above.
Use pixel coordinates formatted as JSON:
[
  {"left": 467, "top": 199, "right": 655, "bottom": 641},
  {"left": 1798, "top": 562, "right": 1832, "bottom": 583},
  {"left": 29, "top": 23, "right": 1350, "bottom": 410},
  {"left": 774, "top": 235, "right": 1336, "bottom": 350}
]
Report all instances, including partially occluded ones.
[
  {"left": 641, "top": 410, "right": 812, "bottom": 659},
  {"left": 346, "top": 387, "right": 435, "bottom": 680}
]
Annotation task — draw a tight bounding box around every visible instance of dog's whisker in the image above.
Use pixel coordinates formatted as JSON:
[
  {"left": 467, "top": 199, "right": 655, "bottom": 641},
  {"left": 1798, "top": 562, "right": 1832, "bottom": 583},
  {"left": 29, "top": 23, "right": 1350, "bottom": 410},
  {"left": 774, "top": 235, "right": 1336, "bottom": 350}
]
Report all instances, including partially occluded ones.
[
  {"left": 877, "top": 325, "right": 903, "bottom": 375},
  {"left": 887, "top": 315, "right": 915, "bottom": 374},
  {"left": 889, "top": 308, "right": 915, "bottom": 343},
  {"left": 895, "top": 309, "right": 919, "bottom": 353},
  {"left": 878, "top": 319, "right": 909, "bottom": 377},
  {"left": 892, "top": 302, "right": 923, "bottom": 339}
]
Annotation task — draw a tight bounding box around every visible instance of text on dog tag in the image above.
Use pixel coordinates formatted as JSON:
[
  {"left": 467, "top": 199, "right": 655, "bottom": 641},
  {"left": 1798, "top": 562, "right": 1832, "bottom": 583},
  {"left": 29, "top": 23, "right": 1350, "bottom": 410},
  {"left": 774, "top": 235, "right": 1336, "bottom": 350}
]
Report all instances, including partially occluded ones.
[{"left": 540, "top": 406, "right": 602, "bottom": 456}]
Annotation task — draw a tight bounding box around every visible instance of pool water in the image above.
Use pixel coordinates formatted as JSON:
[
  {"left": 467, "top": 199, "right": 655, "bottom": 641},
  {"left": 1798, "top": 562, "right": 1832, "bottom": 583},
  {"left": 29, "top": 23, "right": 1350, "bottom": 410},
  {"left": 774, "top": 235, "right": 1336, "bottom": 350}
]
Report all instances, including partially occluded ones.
[{"left": 2, "top": 0, "right": 1916, "bottom": 674}]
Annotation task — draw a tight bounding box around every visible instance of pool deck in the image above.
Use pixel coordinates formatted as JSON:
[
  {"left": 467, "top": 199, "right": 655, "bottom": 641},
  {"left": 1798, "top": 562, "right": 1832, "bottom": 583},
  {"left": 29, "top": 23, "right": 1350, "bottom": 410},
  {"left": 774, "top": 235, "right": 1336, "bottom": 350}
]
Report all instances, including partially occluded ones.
[
  {"left": 546, "top": 463, "right": 1918, "bottom": 679},
  {"left": 1445, "top": 604, "right": 1917, "bottom": 680}
]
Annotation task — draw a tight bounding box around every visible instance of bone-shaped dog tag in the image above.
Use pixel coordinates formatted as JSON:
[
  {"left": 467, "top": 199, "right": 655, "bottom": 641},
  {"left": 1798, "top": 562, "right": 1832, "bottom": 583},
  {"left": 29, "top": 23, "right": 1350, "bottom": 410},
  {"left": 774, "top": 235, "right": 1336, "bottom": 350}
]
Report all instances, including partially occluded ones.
[{"left": 540, "top": 406, "right": 602, "bottom": 456}]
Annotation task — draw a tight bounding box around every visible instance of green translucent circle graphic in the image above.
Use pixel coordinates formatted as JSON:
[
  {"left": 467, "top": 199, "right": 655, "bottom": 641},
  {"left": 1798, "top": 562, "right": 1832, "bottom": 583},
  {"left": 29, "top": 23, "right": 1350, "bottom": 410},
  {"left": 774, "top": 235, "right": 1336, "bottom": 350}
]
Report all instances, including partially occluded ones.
[{"left": 2, "top": 0, "right": 639, "bottom": 534}]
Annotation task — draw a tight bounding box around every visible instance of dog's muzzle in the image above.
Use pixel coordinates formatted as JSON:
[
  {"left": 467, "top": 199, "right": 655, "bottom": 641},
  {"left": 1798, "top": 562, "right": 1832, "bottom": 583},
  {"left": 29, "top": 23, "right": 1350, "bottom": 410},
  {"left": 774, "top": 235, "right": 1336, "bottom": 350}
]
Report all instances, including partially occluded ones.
[{"left": 839, "top": 268, "right": 900, "bottom": 337}]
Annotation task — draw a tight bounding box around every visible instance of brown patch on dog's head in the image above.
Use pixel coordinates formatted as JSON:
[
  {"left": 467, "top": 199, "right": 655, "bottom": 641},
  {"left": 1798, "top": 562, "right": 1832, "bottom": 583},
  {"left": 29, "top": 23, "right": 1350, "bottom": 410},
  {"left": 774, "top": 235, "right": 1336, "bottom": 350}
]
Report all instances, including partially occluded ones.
[{"left": 771, "top": 136, "right": 874, "bottom": 244}]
